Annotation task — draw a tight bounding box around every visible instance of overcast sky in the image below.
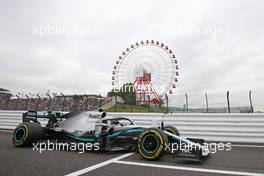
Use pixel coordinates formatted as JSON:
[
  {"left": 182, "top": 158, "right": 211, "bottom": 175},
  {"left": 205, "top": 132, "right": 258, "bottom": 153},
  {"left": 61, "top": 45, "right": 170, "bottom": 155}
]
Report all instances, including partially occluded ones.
[{"left": 0, "top": 0, "right": 263, "bottom": 110}]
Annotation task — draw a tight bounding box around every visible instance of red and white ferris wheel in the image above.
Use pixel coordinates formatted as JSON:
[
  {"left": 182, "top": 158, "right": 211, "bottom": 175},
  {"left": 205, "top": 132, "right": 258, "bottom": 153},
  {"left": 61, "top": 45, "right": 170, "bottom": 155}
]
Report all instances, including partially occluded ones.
[{"left": 112, "top": 40, "right": 179, "bottom": 104}]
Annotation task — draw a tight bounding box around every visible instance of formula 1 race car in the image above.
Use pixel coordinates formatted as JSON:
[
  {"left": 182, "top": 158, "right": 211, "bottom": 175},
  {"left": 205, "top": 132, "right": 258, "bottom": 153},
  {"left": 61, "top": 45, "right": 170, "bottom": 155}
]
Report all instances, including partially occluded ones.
[{"left": 13, "top": 110, "right": 209, "bottom": 161}]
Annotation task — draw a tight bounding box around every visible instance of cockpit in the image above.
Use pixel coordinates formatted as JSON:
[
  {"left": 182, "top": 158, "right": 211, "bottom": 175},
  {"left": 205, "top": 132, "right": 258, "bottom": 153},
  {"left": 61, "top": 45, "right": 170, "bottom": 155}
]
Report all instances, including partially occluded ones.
[{"left": 102, "top": 117, "right": 135, "bottom": 127}]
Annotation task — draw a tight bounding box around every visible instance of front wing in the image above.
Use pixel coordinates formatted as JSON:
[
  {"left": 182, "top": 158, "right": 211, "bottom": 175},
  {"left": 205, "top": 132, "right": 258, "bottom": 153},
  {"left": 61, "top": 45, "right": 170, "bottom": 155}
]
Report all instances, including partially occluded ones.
[{"left": 164, "top": 131, "right": 210, "bottom": 161}]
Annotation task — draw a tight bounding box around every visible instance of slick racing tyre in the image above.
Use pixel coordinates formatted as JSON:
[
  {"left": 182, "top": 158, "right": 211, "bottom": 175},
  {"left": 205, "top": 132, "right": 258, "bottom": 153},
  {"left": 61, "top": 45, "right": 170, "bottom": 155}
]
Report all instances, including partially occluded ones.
[
  {"left": 13, "top": 122, "right": 42, "bottom": 147},
  {"left": 164, "top": 126, "right": 180, "bottom": 136},
  {"left": 137, "top": 128, "right": 168, "bottom": 160},
  {"left": 164, "top": 126, "right": 180, "bottom": 153}
]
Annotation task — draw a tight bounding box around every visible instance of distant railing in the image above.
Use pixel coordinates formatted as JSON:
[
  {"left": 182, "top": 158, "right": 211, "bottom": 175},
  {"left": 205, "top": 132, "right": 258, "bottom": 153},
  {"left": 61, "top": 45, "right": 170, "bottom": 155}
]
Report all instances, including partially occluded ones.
[{"left": 0, "top": 91, "right": 263, "bottom": 113}]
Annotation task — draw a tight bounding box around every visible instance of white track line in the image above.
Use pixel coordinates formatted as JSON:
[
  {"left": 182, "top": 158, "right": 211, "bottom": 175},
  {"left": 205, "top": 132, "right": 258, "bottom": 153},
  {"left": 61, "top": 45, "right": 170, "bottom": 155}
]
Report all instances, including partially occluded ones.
[
  {"left": 64, "top": 152, "right": 134, "bottom": 176},
  {"left": 113, "top": 160, "right": 264, "bottom": 176}
]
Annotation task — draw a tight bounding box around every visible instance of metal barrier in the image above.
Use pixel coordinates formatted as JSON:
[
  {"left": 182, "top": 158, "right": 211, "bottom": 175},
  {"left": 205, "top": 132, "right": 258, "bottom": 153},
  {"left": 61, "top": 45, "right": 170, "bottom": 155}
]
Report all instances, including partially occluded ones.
[{"left": 1, "top": 110, "right": 264, "bottom": 143}]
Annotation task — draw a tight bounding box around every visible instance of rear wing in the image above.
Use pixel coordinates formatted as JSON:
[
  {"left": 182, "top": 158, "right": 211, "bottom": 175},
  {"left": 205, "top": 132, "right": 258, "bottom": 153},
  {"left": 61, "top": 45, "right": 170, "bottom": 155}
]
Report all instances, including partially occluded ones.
[{"left": 22, "top": 110, "right": 64, "bottom": 123}]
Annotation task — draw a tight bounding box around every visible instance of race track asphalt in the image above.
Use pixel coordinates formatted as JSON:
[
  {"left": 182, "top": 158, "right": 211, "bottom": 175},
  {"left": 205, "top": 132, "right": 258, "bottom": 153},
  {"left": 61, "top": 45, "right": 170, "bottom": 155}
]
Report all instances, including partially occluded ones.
[{"left": 1, "top": 131, "right": 264, "bottom": 176}]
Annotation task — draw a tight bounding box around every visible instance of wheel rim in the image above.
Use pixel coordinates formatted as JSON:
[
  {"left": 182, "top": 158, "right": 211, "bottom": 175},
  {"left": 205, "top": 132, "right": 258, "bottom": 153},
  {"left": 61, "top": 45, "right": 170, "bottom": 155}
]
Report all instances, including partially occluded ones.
[
  {"left": 142, "top": 134, "right": 159, "bottom": 153},
  {"left": 14, "top": 128, "right": 25, "bottom": 142}
]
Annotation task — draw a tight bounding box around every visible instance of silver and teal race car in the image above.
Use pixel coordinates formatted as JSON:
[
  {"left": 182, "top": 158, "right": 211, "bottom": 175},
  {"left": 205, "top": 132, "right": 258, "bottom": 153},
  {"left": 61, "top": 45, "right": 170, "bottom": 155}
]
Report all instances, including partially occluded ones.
[{"left": 13, "top": 110, "right": 209, "bottom": 161}]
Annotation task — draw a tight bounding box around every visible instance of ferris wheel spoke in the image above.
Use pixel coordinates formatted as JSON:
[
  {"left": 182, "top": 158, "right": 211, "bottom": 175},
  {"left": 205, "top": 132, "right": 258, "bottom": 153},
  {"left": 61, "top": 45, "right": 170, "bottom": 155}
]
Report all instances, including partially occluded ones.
[
  {"left": 117, "top": 70, "right": 132, "bottom": 73},
  {"left": 117, "top": 74, "right": 132, "bottom": 77},
  {"left": 140, "top": 47, "right": 162, "bottom": 65},
  {"left": 162, "top": 64, "right": 175, "bottom": 68},
  {"left": 151, "top": 74, "right": 174, "bottom": 85},
  {"left": 151, "top": 73, "right": 174, "bottom": 79},
  {"left": 118, "top": 67, "right": 133, "bottom": 72},
  {"left": 120, "top": 63, "right": 134, "bottom": 68}
]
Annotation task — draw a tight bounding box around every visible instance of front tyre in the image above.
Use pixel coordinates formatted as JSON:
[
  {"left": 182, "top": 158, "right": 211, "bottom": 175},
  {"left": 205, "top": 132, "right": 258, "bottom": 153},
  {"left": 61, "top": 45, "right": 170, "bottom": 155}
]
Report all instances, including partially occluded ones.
[
  {"left": 164, "top": 126, "right": 180, "bottom": 136},
  {"left": 137, "top": 128, "right": 168, "bottom": 161},
  {"left": 13, "top": 122, "right": 42, "bottom": 147}
]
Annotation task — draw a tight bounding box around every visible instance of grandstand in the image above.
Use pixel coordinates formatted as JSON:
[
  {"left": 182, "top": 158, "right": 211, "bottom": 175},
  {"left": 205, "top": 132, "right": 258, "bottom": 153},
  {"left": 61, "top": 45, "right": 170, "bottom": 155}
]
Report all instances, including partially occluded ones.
[{"left": 0, "top": 90, "right": 102, "bottom": 111}]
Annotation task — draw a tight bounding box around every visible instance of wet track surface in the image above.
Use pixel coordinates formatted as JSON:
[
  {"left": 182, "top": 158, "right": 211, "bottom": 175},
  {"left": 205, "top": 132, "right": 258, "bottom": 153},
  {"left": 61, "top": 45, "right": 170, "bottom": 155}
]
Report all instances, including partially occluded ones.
[{"left": 1, "top": 131, "right": 264, "bottom": 176}]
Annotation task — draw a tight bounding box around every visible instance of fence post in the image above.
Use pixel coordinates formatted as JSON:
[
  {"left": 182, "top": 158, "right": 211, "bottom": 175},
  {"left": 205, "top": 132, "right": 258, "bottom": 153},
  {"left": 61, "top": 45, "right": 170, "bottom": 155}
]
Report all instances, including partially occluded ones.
[
  {"left": 130, "top": 93, "right": 133, "bottom": 113},
  {"left": 185, "top": 93, "right": 188, "bottom": 113},
  {"left": 227, "top": 91, "right": 231, "bottom": 113},
  {"left": 99, "top": 94, "right": 102, "bottom": 110},
  {"left": 85, "top": 95, "right": 89, "bottom": 111},
  {"left": 15, "top": 95, "right": 20, "bottom": 110},
  {"left": 47, "top": 94, "right": 52, "bottom": 111},
  {"left": 25, "top": 95, "right": 30, "bottom": 110},
  {"left": 60, "top": 93, "right": 65, "bottom": 111},
  {"left": 147, "top": 95, "right": 150, "bottom": 112},
  {"left": 73, "top": 94, "right": 78, "bottom": 111},
  {"left": 205, "top": 93, "right": 209, "bottom": 113},
  {"left": 36, "top": 94, "right": 41, "bottom": 111},
  {"left": 165, "top": 94, "right": 169, "bottom": 113},
  {"left": 114, "top": 94, "right": 117, "bottom": 112},
  {"left": 249, "top": 91, "right": 254, "bottom": 113}
]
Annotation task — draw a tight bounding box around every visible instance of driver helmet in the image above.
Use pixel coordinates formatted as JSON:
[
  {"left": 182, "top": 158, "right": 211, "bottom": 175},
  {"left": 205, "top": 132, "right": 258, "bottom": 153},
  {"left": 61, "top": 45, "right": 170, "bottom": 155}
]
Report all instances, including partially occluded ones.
[{"left": 98, "top": 107, "right": 104, "bottom": 112}]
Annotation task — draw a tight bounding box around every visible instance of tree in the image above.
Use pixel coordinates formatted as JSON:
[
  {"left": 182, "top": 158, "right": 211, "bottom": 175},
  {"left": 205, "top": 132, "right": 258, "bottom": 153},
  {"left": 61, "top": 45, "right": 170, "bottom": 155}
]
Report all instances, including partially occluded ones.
[{"left": 107, "top": 83, "right": 136, "bottom": 105}]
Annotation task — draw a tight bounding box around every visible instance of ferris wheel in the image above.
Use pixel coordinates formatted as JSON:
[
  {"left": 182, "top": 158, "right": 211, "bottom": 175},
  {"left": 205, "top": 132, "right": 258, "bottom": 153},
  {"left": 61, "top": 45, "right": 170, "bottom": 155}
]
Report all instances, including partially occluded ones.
[{"left": 112, "top": 40, "right": 179, "bottom": 104}]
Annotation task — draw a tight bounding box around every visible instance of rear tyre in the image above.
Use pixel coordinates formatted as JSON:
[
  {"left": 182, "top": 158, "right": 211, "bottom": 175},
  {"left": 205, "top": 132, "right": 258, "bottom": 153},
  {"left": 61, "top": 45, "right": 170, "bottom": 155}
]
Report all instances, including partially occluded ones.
[
  {"left": 13, "top": 122, "right": 42, "bottom": 147},
  {"left": 137, "top": 128, "right": 168, "bottom": 160}
]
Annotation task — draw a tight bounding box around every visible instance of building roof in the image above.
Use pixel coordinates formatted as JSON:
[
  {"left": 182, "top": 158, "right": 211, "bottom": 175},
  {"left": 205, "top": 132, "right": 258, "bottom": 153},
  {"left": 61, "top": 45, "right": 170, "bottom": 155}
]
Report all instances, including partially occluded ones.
[
  {"left": 0, "top": 88, "right": 10, "bottom": 92},
  {"left": 55, "top": 94, "right": 100, "bottom": 98}
]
